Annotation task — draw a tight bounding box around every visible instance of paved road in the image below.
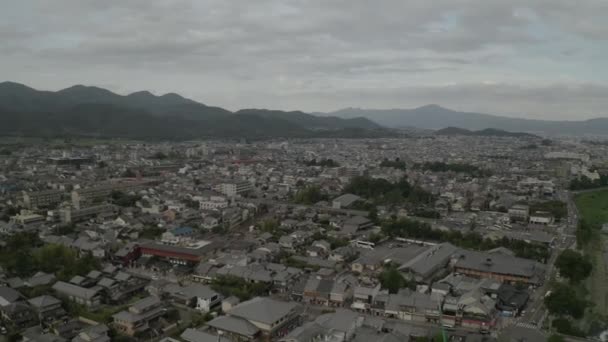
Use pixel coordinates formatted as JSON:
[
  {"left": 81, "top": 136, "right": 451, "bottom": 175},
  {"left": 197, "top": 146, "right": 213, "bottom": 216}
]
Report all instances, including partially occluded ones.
[{"left": 510, "top": 190, "right": 578, "bottom": 330}]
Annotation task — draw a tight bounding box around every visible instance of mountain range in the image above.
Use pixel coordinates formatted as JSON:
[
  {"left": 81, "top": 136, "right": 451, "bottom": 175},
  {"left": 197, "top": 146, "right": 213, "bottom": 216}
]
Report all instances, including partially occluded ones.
[
  {"left": 0, "top": 82, "right": 384, "bottom": 140},
  {"left": 329, "top": 105, "right": 608, "bottom": 136},
  {"left": 2, "top": 81, "right": 607, "bottom": 139},
  {"left": 434, "top": 127, "right": 538, "bottom": 138}
]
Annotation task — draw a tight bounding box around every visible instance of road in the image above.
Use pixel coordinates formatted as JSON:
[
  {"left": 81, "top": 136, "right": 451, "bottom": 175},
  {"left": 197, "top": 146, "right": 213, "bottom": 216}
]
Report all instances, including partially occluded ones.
[{"left": 512, "top": 190, "right": 578, "bottom": 330}]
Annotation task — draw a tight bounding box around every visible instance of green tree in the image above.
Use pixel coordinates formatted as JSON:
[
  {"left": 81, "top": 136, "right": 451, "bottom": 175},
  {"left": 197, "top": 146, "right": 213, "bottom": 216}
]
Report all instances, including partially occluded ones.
[
  {"left": 555, "top": 250, "right": 593, "bottom": 283},
  {"left": 293, "top": 185, "right": 327, "bottom": 204},
  {"left": 378, "top": 266, "right": 411, "bottom": 294},
  {"left": 545, "top": 283, "right": 587, "bottom": 319},
  {"left": 547, "top": 335, "right": 565, "bottom": 342}
]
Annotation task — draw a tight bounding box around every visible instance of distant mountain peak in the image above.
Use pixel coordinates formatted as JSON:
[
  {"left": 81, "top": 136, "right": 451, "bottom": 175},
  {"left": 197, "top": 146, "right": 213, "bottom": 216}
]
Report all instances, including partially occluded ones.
[
  {"left": 0, "top": 81, "right": 36, "bottom": 91},
  {"left": 128, "top": 90, "right": 155, "bottom": 98},
  {"left": 417, "top": 104, "right": 450, "bottom": 111}
]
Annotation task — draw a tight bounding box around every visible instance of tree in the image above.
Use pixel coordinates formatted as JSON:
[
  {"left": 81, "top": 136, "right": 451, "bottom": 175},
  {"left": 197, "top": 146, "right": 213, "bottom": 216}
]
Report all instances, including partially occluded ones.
[
  {"left": 293, "top": 186, "right": 327, "bottom": 204},
  {"left": 547, "top": 335, "right": 565, "bottom": 342},
  {"left": 551, "top": 318, "right": 586, "bottom": 337},
  {"left": 545, "top": 283, "right": 587, "bottom": 319},
  {"left": 555, "top": 250, "right": 593, "bottom": 283},
  {"left": 378, "top": 266, "right": 411, "bottom": 294}
]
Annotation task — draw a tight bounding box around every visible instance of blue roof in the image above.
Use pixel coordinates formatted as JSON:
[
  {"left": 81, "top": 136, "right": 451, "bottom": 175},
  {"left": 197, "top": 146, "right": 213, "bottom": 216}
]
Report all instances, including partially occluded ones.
[{"left": 170, "top": 227, "right": 194, "bottom": 236}]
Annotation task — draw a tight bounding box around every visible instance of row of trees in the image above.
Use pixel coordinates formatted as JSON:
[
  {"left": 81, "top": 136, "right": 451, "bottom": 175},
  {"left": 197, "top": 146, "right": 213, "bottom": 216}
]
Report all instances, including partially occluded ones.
[
  {"left": 293, "top": 185, "right": 328, "bottom": 205},
  {"left": 379, "top": 158, "right": 406, "bottom": 170},
  {"left": 416, "top": 162, "right": 491, "bottom": 177},
  {"left": 0, "top": 232, "right": 99, "bottom": 279},
  {"left": 530, "top": 200, "right": 568, "bottom": 222},
  {"left": 343, "top": 176, "right": 435, "bottom": 208},
  {"left": 569, "top": 174, "right": 608, "bottom": 191},
  {"left": 211, "top": 275, "right": 270, "bottom": 301},
  {"left": 304, "top": 158, "right": 340, "bottom": 167},
  {"left": 545, "top": 249, "right": 595, "bottom": 337},
  {"left": 555, "top": 249, "right": 593, "bottom": 284},
  {"left": 382, "top": 218, "right": 549, "bottom": 261}
]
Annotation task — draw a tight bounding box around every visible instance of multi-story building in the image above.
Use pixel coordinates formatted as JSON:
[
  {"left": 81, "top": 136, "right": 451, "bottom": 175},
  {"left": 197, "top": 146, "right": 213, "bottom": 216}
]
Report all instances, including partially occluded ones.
[
  {"left": 213, "top": 181, "right": 253, "bottom": 197},
  {"left": 199, "top": 195, "right": 229, "bottom": 210},
  {"left": 22, "top": 189, "right": 64, "bottom": 209},
  {"left": 508, "top": 204, "right": 529, "bottom": 222},
  {"left": 71, "top": 179, "right": 157, "bottom": 209},
  {"left": 59, "top": 204, "right": 117, "bottom": 224}
]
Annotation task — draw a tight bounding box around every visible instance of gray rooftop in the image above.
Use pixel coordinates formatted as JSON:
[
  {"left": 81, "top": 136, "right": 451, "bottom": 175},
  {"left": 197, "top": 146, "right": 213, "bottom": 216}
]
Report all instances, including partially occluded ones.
[
  {"left": 206, "top": 315, "right": 259, "bottom": 337},
  {"left": 227, "top": 297, "right": 298, "bottom": 325}
]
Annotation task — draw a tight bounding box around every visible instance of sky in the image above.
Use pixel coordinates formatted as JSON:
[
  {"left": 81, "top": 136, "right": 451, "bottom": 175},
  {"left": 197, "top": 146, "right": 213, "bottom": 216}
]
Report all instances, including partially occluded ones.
[{"left": 2, "top": 0, "right": 608, "bottom": 120}]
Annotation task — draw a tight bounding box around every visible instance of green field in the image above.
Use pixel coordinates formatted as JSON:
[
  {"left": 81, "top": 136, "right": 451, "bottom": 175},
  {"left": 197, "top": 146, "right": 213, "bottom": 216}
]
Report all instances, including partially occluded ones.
[{"left": 574, "top": 190, "right": 608, "bottom": 321}]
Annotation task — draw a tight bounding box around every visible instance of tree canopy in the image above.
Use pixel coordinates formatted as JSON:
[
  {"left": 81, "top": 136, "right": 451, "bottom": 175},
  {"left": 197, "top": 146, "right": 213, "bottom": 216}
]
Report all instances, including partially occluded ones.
[
  {"left": 544, "top": 283, "right": 588, "bottom": 319},
  {"left": 293, "top": 185, "right": 327, "bottom": 204},
  {"left": 555, "top": 249, "right": 593, "bottom": 284},
  {"left": 378, "top": 265, "right": 412, "bottom": 293}
]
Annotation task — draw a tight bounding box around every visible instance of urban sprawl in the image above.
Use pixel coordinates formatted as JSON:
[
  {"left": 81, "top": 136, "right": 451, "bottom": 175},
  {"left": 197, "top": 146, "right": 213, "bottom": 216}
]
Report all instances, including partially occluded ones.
[{"left": 0, "top": 135, "right": 607, "bottom": 342}]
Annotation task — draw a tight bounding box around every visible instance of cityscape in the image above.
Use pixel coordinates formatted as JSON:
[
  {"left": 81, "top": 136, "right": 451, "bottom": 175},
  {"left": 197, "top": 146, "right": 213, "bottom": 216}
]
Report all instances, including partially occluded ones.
[{"left": 2, "top": 1, "right": 608, "bottom": 342}]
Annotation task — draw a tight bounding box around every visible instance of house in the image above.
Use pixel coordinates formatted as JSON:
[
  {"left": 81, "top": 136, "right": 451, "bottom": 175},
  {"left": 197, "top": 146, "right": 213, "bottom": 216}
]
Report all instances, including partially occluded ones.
[
  {"left": 113, "top": 242, "right": 141, "bottom": 266},
  {"left": 28, "top": 295, "right": 66, "bottom": 323},
  {"left": 26, "top": 271, "right": 57, "bottom": 288},
  {"left": 332, "top": 194, "right": 361, "bottom": 209},
  {"left": 72, "top": 324, "right": 111, "bottom": 342},
  {"left": 222, "top": 296, "right": 240, "bottom": 313},
  {"left": 496, "top": 284, "right": 529, "bottom": 317},
  {"left": 340, "top": 216, "right": 373, "bottom": 236},
  {"left": 508, "top": 204, "right": 529, "bottom": 222},
  {"left": 112, "top": 296, "right": 166, "bottom": 337},
  {"left": 302, "top": 277, "right": 334, "bottom": 306},
  {"left": 0, "top": 286, "right": 22, "bottom": 307},
  {"left": 351, "top": 285, "right": 380, "bottom": 312},
  {"left": 306, "top": 240, "right": 331, "bottom": 258},
  {"left": 206, "top": 315, "right": 260, "bottom": 342},
  {"left": 1, "top": 302, "right": 36, "bottom": 328},
  {"left": 161, "top": 226, "right": 195, "bottom": 244},
  {"left": 52, "top": 281, "right": 102, "bottom": 308},
  {"left": 529, "top": 211, "right": 554, "bottom": 226},
  {"left": 181, "top": 328, "right": 230, "bottom": 342},
  {"left": 209, "top": 297, "right": 300, "bottom": 340},
  {"left": 165, "top": 283, "right": 221, "bottom": 312}
]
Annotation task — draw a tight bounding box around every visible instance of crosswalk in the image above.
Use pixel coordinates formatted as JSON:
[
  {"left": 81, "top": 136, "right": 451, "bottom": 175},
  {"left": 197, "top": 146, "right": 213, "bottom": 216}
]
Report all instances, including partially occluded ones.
[{"left": 516, "top": 322, "right": 538, "bottom": 329}]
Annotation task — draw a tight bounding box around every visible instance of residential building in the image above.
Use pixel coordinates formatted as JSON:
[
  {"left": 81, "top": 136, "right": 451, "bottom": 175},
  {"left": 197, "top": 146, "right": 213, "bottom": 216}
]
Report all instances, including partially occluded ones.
[{"left": 112, "top": 296, "right": 166, "bottom": 337}]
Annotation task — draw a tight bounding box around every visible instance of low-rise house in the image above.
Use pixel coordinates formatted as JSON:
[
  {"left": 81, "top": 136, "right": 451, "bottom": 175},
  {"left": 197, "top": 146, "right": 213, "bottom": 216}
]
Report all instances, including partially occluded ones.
[
  {"left": 351, "top": 285, "right": 380, "bottom": 312},
  {"left": 181, "top": 328, "right": 230, "bottom": 342},
  {"left": 52, "top": 281, "right": 102, "bottom": 308},
  {"left": 1, "top": 301, "right": 36, "bottom": 328},
  {"left": 529, "top": 211, "right": 554, "bottom": 226},
  {"left": 161, "top": 226, "right": 195, "bottom": 245},
  {"left": 332, "top": 194, "right": 361, "bottom": 209},
  {"left": 112, "top": 296, "right": 166, "bottom": 337},
  {"left": 208, "top": 297, "right": 300, "bottom": 340},
  {"left": 164, "top": 283, "right": 221, "bottom": 312},
  {"left": 496, "top": 284, "right": 529, "bottom": 317},
  {"left": 0, "top": 286, "right": 22, "bottom": 306},
  {"left": 72, "top": 324, "right": 111, "bottom": 342},
  {"left": 28, "top": 295, "right": 66, "bottom": 323}
]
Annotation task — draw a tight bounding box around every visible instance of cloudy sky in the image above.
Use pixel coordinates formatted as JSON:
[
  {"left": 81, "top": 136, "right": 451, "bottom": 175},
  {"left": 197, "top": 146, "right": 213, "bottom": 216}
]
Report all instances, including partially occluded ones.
[{"left": 2, "top": 0, "right": 608, "bottom": 119}]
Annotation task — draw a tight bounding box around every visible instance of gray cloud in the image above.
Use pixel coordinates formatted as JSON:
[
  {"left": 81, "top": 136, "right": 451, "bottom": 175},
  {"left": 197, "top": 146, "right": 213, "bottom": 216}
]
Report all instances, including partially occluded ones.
[{"left": 1, "top": 0, "right": 607, "bottom": 118}]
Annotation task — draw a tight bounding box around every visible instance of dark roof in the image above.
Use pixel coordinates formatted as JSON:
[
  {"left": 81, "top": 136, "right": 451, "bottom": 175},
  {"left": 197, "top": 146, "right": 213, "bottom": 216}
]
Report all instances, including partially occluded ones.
[{"left": 228, "top": 297, "right": 298, "bottom": 325}]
